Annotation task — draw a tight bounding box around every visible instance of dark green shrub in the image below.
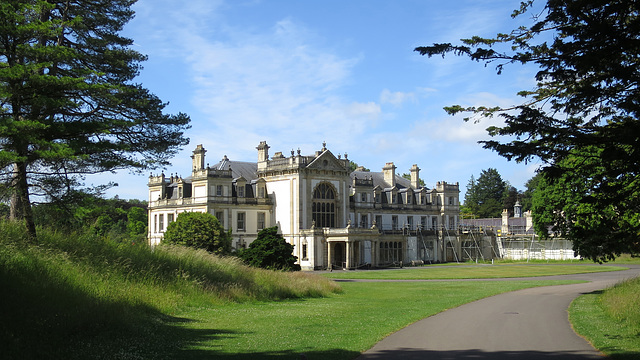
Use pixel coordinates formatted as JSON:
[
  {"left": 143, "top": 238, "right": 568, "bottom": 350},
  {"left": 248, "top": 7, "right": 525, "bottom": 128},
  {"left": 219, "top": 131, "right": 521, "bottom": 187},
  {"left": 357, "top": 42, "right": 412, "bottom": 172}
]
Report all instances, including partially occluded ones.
[
  {"left": 239, "top": 226, "right": 300, "bottom": 271},
  {"left": 162, "top": 212, "right": 231, "bottom": 255}
]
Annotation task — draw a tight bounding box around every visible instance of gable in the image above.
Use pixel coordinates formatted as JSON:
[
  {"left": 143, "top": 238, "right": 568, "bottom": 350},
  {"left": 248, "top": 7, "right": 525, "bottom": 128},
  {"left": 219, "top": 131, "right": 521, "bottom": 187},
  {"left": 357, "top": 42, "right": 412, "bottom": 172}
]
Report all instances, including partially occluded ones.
[{"left": 306, "top": 151, "right": 348, "bottom": 172}]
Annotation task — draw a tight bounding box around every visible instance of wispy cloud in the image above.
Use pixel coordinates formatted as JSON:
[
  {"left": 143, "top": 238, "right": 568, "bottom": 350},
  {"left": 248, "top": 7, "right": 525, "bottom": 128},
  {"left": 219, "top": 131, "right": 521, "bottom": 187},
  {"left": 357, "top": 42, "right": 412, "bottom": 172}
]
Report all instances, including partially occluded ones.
[{"left": 380, "top": 89, "right": 415, "bottom": 107}]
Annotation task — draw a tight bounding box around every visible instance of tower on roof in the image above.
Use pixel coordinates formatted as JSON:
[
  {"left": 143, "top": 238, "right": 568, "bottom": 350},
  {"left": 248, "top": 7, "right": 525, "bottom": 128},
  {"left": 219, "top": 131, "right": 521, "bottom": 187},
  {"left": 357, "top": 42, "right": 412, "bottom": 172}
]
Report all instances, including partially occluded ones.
[{"left": 191, "top": 144, "right": 206, "bottom": 172}]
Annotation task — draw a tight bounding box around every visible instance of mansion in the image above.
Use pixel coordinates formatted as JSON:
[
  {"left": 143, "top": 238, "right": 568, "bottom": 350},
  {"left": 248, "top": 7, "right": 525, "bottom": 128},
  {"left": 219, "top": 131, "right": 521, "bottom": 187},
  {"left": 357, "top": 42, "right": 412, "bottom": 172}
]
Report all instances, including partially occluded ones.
[{"left": 147, "top": 142, "right": 460, "bottom": 270}]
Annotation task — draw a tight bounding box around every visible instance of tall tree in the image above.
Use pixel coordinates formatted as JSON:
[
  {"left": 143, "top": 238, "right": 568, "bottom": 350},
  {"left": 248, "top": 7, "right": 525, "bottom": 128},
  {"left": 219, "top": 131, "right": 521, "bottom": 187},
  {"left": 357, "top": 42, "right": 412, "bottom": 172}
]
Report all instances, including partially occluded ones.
[
  {"left": 0, "top": 0, "right": 190, "bottom": 239},
  {"left": 464, "top": 168, "right": 507, "bottom": 218},
  {"left": 461, "top": 175, "right": 478, "bottom": 217},
  {"left": 416, "top": 0, "right": 640, "bottom": 261}
]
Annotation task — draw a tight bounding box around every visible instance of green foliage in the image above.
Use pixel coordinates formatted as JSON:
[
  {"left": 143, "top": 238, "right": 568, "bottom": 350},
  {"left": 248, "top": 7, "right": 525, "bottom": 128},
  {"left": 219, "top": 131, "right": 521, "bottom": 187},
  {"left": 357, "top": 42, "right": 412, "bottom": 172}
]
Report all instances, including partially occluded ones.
[
  {"left": 417, "top": 0, "right": 640, "bottom": 260},
  {"left": 239, "top": 226, "right": 300, "bottom": 271},
  {"left": 464, "top": 168, "right": 508, "bottom": 218},
  {"left": 0, "top": 0, "right": 190, "bottom": 239},
  {"left": 31, "top": 192, "right": 147, "bottom": 243},
  {"left": 162, "top": 212, "right": 232, "bottom": 255},
  {"left": 532, "top": 149, "right": 640, "bottom": 262},
  {"left": 126, "top": 206, "right": 147, "bottom": 237}
]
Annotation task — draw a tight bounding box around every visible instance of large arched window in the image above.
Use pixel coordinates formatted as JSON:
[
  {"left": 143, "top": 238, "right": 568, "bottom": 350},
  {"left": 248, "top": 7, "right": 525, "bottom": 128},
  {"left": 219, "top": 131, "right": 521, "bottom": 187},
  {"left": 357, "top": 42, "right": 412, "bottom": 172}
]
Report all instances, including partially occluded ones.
[{"left": 312, "top": 183, "right": 336, "bottom": 228}]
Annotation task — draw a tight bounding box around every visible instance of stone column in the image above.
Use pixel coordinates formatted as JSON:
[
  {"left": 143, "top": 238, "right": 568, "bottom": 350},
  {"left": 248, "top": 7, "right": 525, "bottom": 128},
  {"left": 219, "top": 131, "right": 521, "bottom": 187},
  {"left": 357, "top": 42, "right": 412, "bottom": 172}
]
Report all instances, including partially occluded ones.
[
  {"left": 371, "top": 240, "right": 378, "bottom": 268},
  {"left": 345, "top": 241, "right": 351, "bottom": 269},
  {"left": 327, "top": 242, "right": 332, "bottom": 270}
]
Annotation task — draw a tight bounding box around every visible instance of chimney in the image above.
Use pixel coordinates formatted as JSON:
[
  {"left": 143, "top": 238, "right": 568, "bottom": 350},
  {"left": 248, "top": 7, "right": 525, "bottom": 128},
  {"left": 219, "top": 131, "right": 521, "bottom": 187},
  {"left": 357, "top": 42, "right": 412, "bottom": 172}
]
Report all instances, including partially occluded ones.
[
  {"left": 257, "top": 141, "right": 270, "bottom": 162},
  {"left": 191, "top": 144, "right": 206, "bottom": 172},
  {"left": 383, "top": 162, "right": 396, "bottom": 187},
  {"left": 410, "top": 164, "right": 421, "bottom": 188}
]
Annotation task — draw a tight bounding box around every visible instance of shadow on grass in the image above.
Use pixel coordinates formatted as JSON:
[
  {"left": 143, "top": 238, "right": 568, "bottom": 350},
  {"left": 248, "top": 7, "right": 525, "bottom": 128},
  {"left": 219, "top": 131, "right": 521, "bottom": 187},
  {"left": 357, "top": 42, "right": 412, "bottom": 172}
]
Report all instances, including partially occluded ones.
[{"left": 0, "top": 253, "right": 358, "bottom": 360}]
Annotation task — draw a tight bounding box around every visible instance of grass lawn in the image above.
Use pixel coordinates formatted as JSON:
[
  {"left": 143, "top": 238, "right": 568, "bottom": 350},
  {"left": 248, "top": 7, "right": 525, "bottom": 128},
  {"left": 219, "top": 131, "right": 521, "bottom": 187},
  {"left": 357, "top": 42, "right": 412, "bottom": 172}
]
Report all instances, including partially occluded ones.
[
  {"left": 3, "top": 222, "right": 636, "bottom": 360},
  {"left": 322, "top": 264, "right": 624, "bottom": 280},
  {"left": 569, "top": 256, "right": 640, "bottom": 359},
  {"left": 160, "top": 279, "right": 581, "bottom": 360}
]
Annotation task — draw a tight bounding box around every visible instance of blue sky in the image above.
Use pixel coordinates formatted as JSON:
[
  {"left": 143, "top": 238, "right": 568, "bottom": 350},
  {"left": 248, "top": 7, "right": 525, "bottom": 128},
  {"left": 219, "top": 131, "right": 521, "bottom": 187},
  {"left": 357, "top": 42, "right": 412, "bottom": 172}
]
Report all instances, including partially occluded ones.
[{"left": 92, "top": 0, "right": 544, "bottom": 200}]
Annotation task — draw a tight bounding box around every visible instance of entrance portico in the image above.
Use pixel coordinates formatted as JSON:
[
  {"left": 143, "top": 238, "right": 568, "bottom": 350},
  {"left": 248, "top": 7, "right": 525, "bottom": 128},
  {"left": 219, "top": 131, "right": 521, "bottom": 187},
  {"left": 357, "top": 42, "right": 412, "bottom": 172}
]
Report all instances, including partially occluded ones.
[{"left": 324, "top": 226, "right": 381, "bottom": 270}]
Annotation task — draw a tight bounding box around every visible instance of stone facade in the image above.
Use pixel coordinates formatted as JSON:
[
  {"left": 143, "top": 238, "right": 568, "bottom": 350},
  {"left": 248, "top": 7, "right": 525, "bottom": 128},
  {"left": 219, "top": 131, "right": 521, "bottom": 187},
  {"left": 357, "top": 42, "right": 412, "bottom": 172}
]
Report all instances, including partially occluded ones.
[{"left": 148, "top": 142, "right": 460, "bottom": 270}]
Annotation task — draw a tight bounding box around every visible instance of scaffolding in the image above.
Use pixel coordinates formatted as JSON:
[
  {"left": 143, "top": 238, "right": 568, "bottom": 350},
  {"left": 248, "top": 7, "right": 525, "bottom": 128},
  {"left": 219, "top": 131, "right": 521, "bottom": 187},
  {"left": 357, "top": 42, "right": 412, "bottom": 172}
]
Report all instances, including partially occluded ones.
[
  {"left": 499, "top": 236, "right": 578, "bottom": 261},
  {"left": 457, "top": 225, "right": 502, "bottom": 262}
]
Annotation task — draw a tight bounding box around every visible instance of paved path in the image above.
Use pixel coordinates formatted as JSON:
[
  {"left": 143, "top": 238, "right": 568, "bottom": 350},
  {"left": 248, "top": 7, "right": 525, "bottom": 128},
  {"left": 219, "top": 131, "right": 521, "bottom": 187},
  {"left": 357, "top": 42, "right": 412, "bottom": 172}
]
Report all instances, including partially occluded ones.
[{"left": 356, "top": 265, "right": 640, "bottom": 360}]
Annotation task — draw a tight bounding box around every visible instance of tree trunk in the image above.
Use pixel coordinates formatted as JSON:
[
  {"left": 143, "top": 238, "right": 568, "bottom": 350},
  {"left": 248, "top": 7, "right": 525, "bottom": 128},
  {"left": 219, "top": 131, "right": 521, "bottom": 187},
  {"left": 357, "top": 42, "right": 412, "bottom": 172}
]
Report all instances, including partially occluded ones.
[{"left": 10, "top": 162, "right": 37, "bottom": 240}]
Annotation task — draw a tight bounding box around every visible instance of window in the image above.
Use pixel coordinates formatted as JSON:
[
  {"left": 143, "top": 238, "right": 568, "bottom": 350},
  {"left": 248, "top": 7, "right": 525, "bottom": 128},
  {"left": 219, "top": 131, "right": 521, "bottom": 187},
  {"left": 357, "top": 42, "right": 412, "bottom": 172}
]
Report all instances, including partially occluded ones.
[
  {"left": 406, "top": 194, "right": 411, "bottom": 204},
  {"left": 215, "top": 211, "right": 224, "bottom": 227},
  {"left": 407, "top": 216, "right": 413, "bottom": 230},
  {"left": 449, "top": 217, "right": 455, "bottom": 229},
  {"left": 312, "top": 183, "right": 336, "bottom": 228},
  {"left": 360, "top": 192, "right": 367, "bottom": 202},
  {"left": 421, "top": 216, "right": 427, "bottom": 229},
  {"left": 178, "top": 187, "right": 183, "bottom": 198},
  {"left": 375, "top": 215, "right": 382, "bottom": 228},
  {"left": 392, "top": 194, "right": 397, "bottom": 204},
  {"left": 302, "top": 243, "right": 308, "bottom": 260},
  {"left": 360, "top": 214, "right": 367, "bottom": 228},
  {"left": 237, "top": 186, "right": 244, "bottom": 198},
  {"left": 159, "top": 214, "right": 164, "bottom": 232},
  {"left": 432, "top": 217, "right": 438, "bottom": 229},
  {"left": 154, "top": 214, "right": 158, "bottom": 233},
  {"left": 257, "top": 212, "right": 265, "bottom": 230},
  {"left": 449, "top": 196, "right": 454, "bottom": 205},
  {"left": 167, "top": 214, "right": 174, "bottom": 224},
  {"left": 237, "top": 212, "right": 245, "bottom": 231},
  {"left": 216, "top": 185, "right": 223, "bottom": 196},
  {"left": 258, "top": 186, "right": 265, "bottom": 198},
  {"left": 380, "top": 241, "right": 403, "bottom": 264},
  {"left": 375, "top": 193, "right": 381, "bottom": 203},
  {"left": 392, "top": 215, "right": 398, "bottom": 230}
]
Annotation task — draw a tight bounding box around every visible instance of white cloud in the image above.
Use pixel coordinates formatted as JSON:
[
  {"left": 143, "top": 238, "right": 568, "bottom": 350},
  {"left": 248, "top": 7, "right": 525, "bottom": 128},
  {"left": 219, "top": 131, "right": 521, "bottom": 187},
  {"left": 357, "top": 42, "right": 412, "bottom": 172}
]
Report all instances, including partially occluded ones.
[{"left": 380, "top": 89, "right": 415, "bottom": 106}]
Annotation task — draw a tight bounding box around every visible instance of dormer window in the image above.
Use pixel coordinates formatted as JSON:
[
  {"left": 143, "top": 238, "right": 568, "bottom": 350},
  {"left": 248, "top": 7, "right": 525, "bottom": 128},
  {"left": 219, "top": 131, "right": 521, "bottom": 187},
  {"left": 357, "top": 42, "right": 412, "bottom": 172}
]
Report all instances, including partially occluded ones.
[{"left": 237, "top": 186, "right": 244, "bottom": 198}]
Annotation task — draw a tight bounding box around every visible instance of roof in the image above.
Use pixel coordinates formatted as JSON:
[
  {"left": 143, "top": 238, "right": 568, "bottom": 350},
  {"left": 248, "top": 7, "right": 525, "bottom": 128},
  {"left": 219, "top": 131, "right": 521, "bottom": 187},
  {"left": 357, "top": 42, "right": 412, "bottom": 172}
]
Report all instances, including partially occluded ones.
[
  {"left": 351, "top": 170, "right": 415, "bottom": 190},
  {"left": 210, "top": 157, "right": 258, "bottom": 181}
]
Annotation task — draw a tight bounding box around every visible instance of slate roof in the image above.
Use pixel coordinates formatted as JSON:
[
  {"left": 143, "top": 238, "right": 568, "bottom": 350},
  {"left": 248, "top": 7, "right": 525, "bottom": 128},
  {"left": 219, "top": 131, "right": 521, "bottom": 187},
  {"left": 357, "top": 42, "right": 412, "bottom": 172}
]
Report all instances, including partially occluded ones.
[
  {"left": 210, "top": 157, "right": 258, "bottom": 181},
  {"left": 351, "top": 170, "right": 417, "bottom": 190}
]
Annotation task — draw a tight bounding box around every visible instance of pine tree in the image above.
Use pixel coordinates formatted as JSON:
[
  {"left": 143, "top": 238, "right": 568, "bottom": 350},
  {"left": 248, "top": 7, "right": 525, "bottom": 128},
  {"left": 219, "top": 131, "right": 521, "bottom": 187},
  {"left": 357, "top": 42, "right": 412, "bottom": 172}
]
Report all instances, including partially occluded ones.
[{"left": 0, "top": 0, "right": 190, "bottom": 239}]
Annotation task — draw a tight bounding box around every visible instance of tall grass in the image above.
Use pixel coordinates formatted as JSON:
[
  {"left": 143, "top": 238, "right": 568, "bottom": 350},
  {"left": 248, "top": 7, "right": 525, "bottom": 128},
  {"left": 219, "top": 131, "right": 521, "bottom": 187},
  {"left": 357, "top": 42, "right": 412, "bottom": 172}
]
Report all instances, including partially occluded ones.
[
  {"left": 0, "top": 220, "right": 340, "bottom": 359},
  {"left": 600, "top": 276, "right": 640, "bottom": 324},
  {"left": 570, "top": 275, "right": 640, "bottom": 358}
]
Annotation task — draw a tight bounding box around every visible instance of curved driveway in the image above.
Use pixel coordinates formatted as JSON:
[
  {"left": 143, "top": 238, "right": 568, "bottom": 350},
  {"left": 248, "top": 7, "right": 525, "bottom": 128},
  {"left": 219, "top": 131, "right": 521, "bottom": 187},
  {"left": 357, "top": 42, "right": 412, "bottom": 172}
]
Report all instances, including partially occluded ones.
[{"left": 356, "top": 265, "right": 640, "bottom": 360}]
